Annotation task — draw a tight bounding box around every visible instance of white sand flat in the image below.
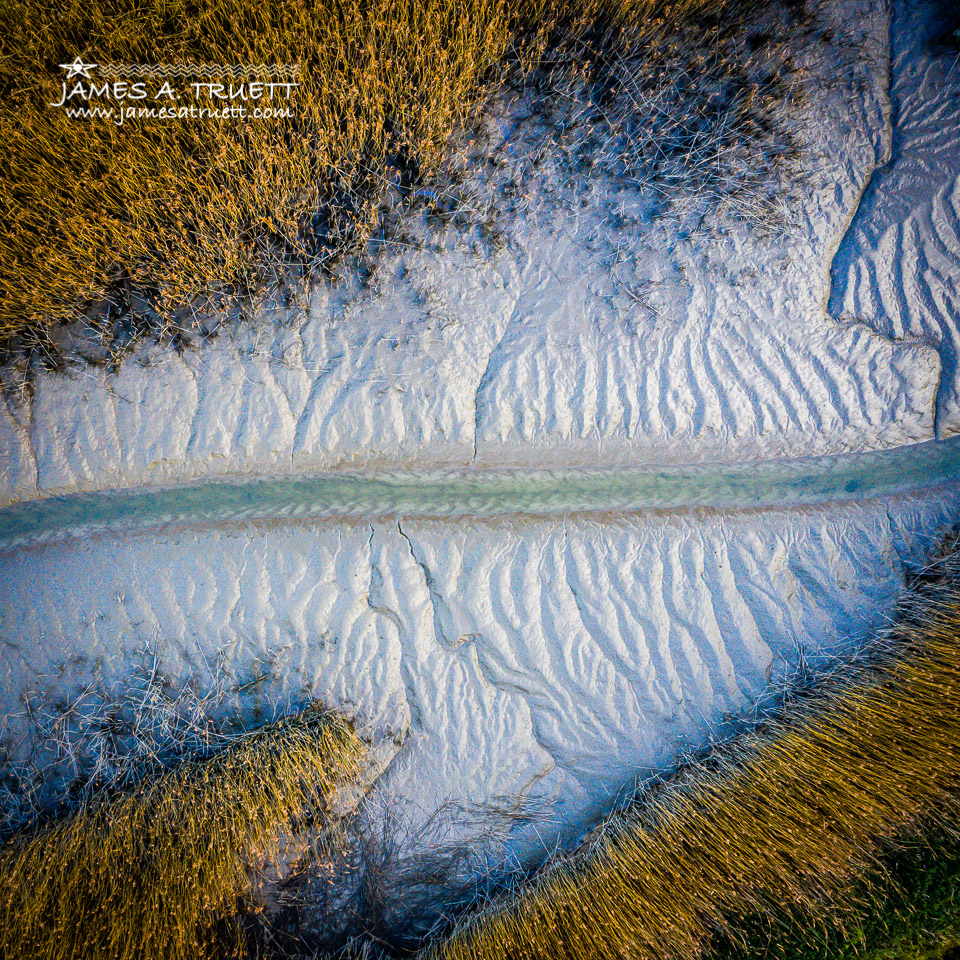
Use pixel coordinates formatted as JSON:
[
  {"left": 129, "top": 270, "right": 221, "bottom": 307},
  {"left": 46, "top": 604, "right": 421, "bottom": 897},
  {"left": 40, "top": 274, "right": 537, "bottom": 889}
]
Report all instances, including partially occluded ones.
[
  {"left": 1, "top": 0, "right": 959, "bottom": 890},
  {"left": 1, "top": 0, "right": 950, "bottom": 505},
  {"left": 2, "top": 490, "right": 958, "bottom": 845},
  {"left": 831, "top": 0, "right": 960, "bottom": 435}
]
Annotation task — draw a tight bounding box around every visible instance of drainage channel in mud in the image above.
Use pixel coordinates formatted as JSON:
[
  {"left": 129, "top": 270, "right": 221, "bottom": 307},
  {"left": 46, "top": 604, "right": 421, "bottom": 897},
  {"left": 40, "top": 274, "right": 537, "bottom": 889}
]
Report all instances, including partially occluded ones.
[{"left": 2, "top": 438, "right": 960, "bottom": 552}]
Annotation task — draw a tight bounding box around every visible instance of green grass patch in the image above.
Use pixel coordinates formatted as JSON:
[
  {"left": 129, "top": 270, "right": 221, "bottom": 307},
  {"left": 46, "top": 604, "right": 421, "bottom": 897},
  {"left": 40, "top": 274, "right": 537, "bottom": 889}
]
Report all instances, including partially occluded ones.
[{"left": 712, "top": 830, "right": 960, "bottom": 960}]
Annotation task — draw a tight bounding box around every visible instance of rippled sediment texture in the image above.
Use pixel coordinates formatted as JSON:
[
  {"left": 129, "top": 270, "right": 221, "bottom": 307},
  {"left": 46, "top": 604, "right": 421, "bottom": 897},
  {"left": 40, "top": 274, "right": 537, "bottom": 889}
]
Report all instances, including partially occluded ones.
[
  {"left": 830, "top": 0, "right": 960, "bottom": 436},
  {"left": 428, "top": 540, "right": 960, "bottom": 960},
  {"left": 0, "top": 705, "right": 364, "bottom": 960}
]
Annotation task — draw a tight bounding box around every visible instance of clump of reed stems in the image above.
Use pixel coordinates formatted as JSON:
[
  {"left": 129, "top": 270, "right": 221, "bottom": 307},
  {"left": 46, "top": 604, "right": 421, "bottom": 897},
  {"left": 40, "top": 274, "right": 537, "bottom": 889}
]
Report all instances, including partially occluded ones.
[
  {"left": 0, "top": 0, "right": 804, "bottom": 356},
  {"left": 426, "top": 538, "right": 960, "bottom": 960},
  {"left": 0, "top": 703, "right": 366, "bottom": 960}
]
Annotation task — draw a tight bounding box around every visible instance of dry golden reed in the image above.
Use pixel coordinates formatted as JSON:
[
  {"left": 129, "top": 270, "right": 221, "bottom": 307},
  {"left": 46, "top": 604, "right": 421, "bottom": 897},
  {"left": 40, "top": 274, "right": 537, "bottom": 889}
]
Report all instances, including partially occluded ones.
[
  {"left": 0, "top": 704, "right": 365, "bottom": 960},
  {"left": 0, "top": 0, "right": 724, "bottom": 346},
  {"left": 427, "top": 548, "right": 960, "bottom": 960}
]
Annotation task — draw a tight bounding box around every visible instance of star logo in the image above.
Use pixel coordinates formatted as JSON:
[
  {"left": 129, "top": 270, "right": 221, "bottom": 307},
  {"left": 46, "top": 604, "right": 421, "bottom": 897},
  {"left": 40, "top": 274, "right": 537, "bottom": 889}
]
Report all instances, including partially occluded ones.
[{"left": 59, "top": 57, "right": 97, "bottom": 79}]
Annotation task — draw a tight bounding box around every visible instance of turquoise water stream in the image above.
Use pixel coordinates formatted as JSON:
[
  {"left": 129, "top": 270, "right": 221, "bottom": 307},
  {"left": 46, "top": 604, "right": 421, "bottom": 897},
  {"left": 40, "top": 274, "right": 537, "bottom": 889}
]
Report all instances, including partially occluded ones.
[{"left": 2, "top": 438, "right": 960, "bottom": 551}]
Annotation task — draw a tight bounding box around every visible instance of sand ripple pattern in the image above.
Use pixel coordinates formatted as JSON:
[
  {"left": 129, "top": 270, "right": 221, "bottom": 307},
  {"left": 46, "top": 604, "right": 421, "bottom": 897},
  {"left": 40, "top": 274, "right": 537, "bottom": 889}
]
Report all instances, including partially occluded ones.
[
  {"left": 830, "top": 0, "right": 960, "bottom": 435},
  {"left": 0, "top": 1, "right": 939, "bottom": 507},
  {"left": 1, "top": 494, "right": 957, "bottom": 838}
]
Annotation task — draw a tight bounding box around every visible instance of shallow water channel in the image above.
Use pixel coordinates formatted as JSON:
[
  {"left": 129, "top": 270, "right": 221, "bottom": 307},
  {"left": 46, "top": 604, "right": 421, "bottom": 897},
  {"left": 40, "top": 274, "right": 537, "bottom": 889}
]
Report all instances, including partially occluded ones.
[{"left": 3, "top": 437, "right": 960, "bottom": 551}]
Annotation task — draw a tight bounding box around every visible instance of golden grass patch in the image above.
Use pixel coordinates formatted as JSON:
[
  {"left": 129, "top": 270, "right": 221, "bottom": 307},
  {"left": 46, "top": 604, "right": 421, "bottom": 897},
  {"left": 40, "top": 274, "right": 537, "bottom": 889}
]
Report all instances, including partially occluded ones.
[
  {"left": 0, "top": 0, "right": 732, "bottom": 349},
  {"left": 426, "top": 546, "right": 960, "bottom": 960},
  {"left": 0, "top": 703, "right": 365, "bottom": 960}
]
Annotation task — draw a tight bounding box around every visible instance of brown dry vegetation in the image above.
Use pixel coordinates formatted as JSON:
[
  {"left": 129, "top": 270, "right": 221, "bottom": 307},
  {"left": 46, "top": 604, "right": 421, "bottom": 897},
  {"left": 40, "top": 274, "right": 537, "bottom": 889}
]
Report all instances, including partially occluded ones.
[
  {"left": 0, "top": 704, "right": 365, "bottom": 960},
  {"left": 424, "top": 541, "right": 960, "bottom": 960},
  {"left": 0, "top": 0, "right": 788, "bottom": 356}
]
